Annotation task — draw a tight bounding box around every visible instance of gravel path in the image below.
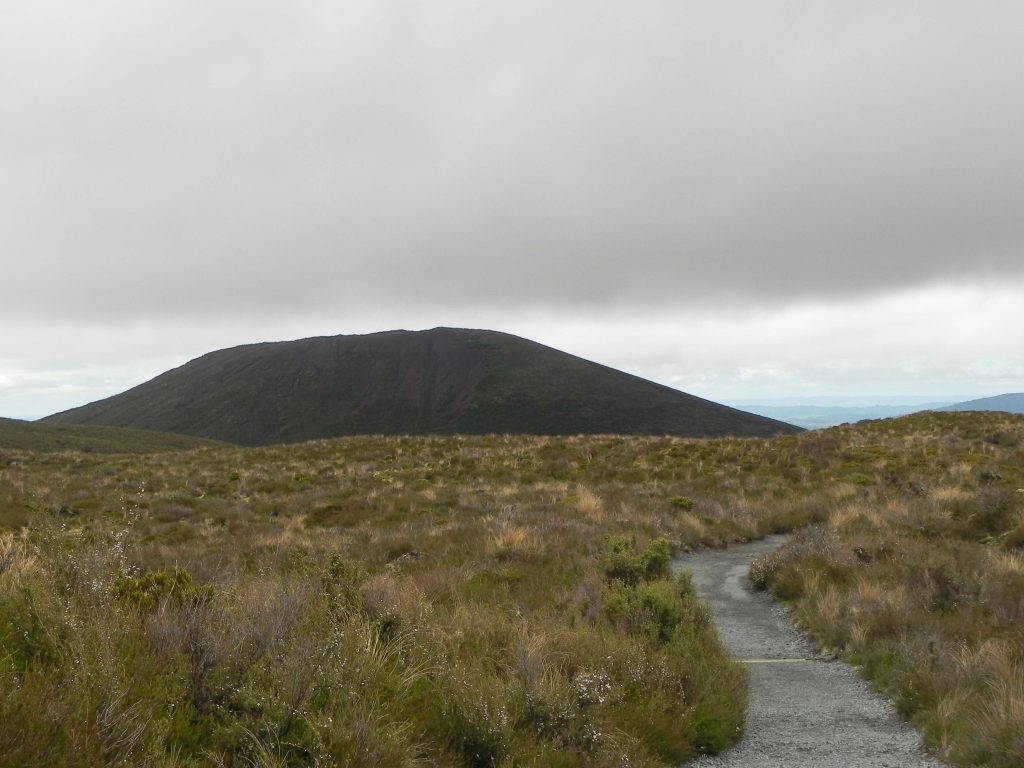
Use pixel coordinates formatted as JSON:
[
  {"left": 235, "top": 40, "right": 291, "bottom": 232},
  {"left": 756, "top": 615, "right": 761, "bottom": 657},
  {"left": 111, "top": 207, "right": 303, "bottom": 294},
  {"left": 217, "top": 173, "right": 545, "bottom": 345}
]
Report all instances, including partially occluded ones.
[{"left": 673, "top": 536, "right": 945, "bottom": 768}]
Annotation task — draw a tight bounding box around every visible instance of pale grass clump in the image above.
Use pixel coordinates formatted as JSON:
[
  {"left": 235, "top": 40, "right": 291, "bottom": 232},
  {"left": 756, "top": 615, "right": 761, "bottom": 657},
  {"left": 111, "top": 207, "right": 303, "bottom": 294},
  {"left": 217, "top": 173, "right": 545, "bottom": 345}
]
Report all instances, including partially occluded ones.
[
  {"left": 940, "top": 641, "right": 1024, "bottom": 766},
  {"left": 628, "top": 511, "right": 661, "bottom": 530},
  {"left": 511, "top": 625, "right": 560, "bottom": 693},
  {"left": 949, "top": 461, "right": 976, "bottom": 480},
  {"left": 354, "top": 619, "right": 432, "bottom": 693},
  {"left": 934, "top": 687, "right": 975, "bottom": 757},
  {"left": 932, "top": 485, "right": 972, "bottom": 504},
  {"left": 988, "top": 550, "right": 1024, "bottom": 577},
  {"left": 538, "top": 480, "right": 570, "bottom": 496},
  {"left": 829, "top": 500, "right": 904, "bottom": 531},
  {"left": 848, "top": 621, "right": 869, "bottom": 653},
  {"left": 674, "top": 513, "right": 710, "bottom": 543},
  {"left": 865, "top": 582, "right": 913, "bottom": 638},
  {"left": 828, "top": 501, "right": 871, "bottom": 529},
  {"left": 330, "top": 708, "right": 428, "bottom": 768},
  {"left": 827, "top": 482, "right": 860, "bottom": 503},
  {"left": 575, "top": 487, "right": 605, "bottom": 522},
  {"left": 0, "top": 531, "right": 37, "bottom": 586},
  {"left": 252, "top": 513, "right": 316, "bottom": 549},
  {"left": 488, "top": 521, "right": 543, "bottom": 559},
  {"left": 815, "top": 584, "right": 844, "bottom": 628},
  {"left": 881, "top": 498, "right": 912, "bottom": 522},
  {"left": 968, "top": 661, "right": 1024, "bottom": 766},
  {"left": 951, "top": 641, "right": 1015, "bottom": 692},
  {"left": 802, "top": 569, "right": 822, "bottom": 597},
  {"left": 853, "top": 578, "right": 886, "bottom": 605},
  {"left": 725, "top": 497, "right": 762, "bottom": 531}
]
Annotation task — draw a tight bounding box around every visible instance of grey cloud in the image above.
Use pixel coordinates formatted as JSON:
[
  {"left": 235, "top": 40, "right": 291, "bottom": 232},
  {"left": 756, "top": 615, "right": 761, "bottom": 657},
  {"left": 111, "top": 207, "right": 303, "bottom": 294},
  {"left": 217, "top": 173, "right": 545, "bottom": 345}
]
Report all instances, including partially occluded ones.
[{"left": 3, "top": 1, "right": 1023, "bottom": 323}]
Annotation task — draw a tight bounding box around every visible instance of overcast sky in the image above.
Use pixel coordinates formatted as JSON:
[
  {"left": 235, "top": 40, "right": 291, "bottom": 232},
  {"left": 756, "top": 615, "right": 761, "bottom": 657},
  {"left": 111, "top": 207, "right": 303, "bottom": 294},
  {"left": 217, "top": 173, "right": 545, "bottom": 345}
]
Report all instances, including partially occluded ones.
[{"left": 3, "top": 1, "right": 1023, "bottom": 420}]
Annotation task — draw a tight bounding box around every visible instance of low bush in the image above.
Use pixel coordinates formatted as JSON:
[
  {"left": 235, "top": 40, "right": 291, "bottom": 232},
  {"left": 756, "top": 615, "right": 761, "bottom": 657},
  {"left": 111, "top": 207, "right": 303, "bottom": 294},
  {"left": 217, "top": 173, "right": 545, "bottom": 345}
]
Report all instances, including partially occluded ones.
[
  {"left": 602, "top": 536, "right": 671, "bottom": 586},
  {"left": 111, "top": 567, "right": 213, "bottom": 611}
]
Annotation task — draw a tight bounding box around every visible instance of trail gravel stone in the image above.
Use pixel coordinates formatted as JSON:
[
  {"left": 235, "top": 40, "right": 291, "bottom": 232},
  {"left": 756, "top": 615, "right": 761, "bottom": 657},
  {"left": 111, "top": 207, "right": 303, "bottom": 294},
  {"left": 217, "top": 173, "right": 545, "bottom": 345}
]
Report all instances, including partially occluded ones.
[{"left": 673, "top": 536, "right": 946, "bottom": 767}]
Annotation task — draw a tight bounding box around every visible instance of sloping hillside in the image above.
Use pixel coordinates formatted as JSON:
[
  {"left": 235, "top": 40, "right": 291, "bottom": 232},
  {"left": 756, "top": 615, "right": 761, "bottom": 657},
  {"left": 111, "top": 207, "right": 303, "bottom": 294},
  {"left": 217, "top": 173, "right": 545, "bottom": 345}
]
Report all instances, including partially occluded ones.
[
  {"left": 938, "top": 393, "right": 1024, "bottom": 414},
  {"left": 0, "top": 417, "right": 224, "bottom": 453},
  {"left": 43, "top": 328, "right": 801, "bottom": 445}
]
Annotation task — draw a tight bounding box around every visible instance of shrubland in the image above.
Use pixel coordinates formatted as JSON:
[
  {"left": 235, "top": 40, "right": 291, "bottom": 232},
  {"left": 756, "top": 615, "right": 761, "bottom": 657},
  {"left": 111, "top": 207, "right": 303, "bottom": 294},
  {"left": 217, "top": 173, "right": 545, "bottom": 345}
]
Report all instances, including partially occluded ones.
[
  {"left": 1, "top": 433, "right": 765, "bottom": 767},
  {"left": 750, "top": 412, "right": 1024, "bottom": 767},
  {"left": 1, "top": 411, "right": 1021, "bottom": 766}
]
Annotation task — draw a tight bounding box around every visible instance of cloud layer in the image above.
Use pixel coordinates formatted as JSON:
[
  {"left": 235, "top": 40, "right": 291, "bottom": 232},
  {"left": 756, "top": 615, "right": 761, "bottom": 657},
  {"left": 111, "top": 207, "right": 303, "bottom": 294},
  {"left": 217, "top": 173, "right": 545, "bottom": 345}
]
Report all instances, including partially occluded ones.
[
  {"left": 3, "top": 1, "right": 1023, "bottom": 323},
  {"left": 2, "top": 3, "right": 1022, "bottom": 418}
]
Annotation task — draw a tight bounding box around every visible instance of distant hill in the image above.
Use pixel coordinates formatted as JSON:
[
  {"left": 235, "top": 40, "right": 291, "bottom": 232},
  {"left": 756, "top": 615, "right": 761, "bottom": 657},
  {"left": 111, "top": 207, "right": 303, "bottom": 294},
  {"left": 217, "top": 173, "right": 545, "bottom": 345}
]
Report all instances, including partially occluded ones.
[
  {"left": 738, "top": 403, "right": 951, "bottom": 430},
  {"left": 937, "top": 393, "right": 1024, "bottom": 415},
  {"left": 0, "top": 417, "right": 224, "bottom": 454},
  {"left": 42, "top": 328, "right": 801, "bottom": 445}
]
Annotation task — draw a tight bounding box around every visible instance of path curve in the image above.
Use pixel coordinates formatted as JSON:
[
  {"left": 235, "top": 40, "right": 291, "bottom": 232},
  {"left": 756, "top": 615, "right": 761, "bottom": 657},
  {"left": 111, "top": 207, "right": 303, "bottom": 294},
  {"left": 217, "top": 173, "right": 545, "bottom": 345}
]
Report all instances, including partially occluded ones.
[{"left": 674, "top": 536, "right": 945, "bottom": 768}]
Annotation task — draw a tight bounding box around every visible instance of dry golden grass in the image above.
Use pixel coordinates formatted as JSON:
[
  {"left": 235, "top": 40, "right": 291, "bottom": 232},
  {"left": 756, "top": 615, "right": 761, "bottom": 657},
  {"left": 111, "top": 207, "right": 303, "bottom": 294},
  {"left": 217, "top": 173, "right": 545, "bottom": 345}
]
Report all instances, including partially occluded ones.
[
  {"left": 932, "top": 485, "right": 972, "bottom": 504},
  {"left": 487, "top": 521, "right": 543, "bottom": 560},
  {"left": 749, "top": 411, "right": 1024, "bottom": 767},
  {"left": 575, "top": 487, "right": 605, "bottom": 522},
  {"left": 2, "top": 410, "right": 1022, "bottom": 766},
  {"left": 0, "top": 531, "right": 37, "bottom": 585},
  {"left": 2, "top": 431, "right": 765, "bottom": 767}
]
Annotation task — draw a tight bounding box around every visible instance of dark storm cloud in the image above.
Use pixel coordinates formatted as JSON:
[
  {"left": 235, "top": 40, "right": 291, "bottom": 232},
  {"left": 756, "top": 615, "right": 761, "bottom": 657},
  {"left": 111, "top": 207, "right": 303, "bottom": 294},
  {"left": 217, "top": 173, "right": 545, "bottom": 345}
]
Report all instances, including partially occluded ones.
[{"left": 3, "top": 1, "right": 1023, "bottom": 321}]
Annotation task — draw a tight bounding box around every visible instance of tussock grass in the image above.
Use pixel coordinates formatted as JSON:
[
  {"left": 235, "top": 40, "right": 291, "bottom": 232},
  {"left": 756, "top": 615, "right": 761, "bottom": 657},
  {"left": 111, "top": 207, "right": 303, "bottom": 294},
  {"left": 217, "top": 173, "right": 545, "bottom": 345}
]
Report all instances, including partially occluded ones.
[
  {"left": 749, "top": 411, "right": 1024, "bottom": 767},
  {"left": 3, "top": 411, "right": 1022, "bottom": 766},
  {"left": 1, "top": 433, "right": 763, "bottom": 766}
]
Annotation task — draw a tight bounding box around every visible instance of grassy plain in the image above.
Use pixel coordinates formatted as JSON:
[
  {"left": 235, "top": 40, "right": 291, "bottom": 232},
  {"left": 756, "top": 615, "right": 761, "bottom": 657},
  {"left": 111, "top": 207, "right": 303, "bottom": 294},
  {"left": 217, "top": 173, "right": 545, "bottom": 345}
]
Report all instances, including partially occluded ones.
[
  {"left": 1, "top": 433, "right": 767, "bottom": 767},
  {"left": 1, "top": 412, "right": 1022, "bottom": 766}
]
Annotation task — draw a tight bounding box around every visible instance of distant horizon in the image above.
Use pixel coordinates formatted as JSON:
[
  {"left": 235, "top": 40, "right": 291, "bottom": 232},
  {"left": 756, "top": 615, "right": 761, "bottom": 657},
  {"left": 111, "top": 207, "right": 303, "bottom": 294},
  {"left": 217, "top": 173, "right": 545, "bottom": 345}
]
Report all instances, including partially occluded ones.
[
  {"left": 4, "top": 4, "right": 1023, "bottom": 426},
  {"left": 0, "top": 324, "right": 1014, "bottom": 422},
  {"left": 724, "top": 395, "right": 968, "bottom": 408}
]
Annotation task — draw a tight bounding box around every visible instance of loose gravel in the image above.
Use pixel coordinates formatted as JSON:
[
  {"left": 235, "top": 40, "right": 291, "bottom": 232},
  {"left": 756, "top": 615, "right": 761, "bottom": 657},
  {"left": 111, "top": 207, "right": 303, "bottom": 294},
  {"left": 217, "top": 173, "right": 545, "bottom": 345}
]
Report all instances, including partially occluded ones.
[{"left": 673, "top": 536, "right": 946, "bottom": 768}]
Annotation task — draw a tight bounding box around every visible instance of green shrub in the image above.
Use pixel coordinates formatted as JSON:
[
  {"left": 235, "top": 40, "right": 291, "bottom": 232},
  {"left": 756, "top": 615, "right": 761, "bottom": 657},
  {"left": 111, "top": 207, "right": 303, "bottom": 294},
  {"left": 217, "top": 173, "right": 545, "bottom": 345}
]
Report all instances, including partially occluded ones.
[
  {"left": 442, "top": 686, "right": 513, "bottom": 768},
  {"left": 322, "top": 553, "right": 366, "bottom": 617},
  {"left": 605, "top": 578, "right": 691, "bottom": 642},
  {"left": 601, "top": 537, "right": 671, "bottom": 586},
  {"left": 669, "top": 495, "right": 695, "bottom": 511},
  {"left": 111, "top": 568, "right": 212, "bottom": 612}
]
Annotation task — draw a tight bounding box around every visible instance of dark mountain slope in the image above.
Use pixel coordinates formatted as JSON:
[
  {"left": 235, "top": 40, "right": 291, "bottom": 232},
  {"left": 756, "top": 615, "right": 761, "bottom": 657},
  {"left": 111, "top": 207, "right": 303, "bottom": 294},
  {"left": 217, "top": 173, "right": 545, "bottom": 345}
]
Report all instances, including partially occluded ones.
[
  {"left": 938, "top": 393, "right": 1024, "bottom": 414},
  {"left": 43, "top": 328, "right": 801, "bottom": 445}
]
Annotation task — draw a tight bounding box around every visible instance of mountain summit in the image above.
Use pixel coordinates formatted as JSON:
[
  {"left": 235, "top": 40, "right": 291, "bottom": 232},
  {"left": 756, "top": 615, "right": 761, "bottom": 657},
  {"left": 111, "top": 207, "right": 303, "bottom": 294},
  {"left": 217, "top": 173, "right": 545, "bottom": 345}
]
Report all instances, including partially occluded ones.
[{"left": 43, "top": 328, "right": 801, "bottom": 445}]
